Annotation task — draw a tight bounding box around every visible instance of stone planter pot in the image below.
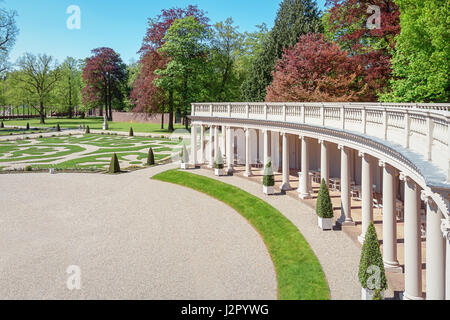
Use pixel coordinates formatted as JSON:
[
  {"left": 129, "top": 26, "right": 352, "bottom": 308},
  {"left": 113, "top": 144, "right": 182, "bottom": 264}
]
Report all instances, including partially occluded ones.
[
  {"left": 263, "top": 185, "right": 274, "bottom": 195},
  {"left": 361, "top": 288, "right": 384, "bottom": 300},
  {"left": 214, "top": 168, "right": 223, "bottom": 176},
  {"left": 318, "top": 217, "right": 333, "bottom": 230},
  {"left": 180, "top": 163, "right": 188, "bottom": 170},
  {"left": 49, "top": 168, "right": 56, "bottom": 174}
]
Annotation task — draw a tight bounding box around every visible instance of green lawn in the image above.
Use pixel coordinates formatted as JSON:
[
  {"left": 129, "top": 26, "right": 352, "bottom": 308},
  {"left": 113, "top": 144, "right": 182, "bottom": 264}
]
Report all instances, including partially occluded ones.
[
  {"left": 152, "top": 169, "right": 330, "bottom": 300},
  {"left": 1, "top": 117, "right": 186, "bottom": 133}
]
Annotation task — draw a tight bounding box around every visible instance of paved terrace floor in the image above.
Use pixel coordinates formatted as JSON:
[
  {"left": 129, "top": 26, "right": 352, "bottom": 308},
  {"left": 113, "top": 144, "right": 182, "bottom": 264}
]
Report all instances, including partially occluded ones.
[{"left": 0, "top": 164, "right": 276, "bottom": 300}]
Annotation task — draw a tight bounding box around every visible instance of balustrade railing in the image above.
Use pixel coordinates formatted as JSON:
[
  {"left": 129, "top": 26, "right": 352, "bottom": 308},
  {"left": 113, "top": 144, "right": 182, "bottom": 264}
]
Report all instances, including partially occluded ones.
[{"left": 192, "top": 102, "right": 450, "bottom": 181}]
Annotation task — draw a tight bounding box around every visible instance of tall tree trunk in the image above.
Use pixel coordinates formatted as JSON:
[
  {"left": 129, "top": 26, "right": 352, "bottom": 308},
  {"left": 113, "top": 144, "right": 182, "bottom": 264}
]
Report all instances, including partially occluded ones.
[
  {"left": 160, "top": 111, "right": 164, "bottom": 130},
  {"left": 39, "top": 101, "right": 45, "bottom": 124},
  {"left": 107, "top": 76, "right": 112, "bottom": 121},
  {"left": 168, "top": 90, "right": 174, "bottom": 132}
]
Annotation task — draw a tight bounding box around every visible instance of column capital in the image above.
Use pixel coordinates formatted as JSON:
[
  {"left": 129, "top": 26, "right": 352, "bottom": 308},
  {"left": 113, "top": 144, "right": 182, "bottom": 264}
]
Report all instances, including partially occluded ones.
[
  {"left": 441, "top": 218, "right": 450, "bottom": 241},
  {"left": 399, "top": 172, "right": 410, "bottom": 182},
  {"left": 318, "top": 139, "right": 327, "bottom": 145},
  {"left": 358, "top": 150, "right": 368, "bottom": 158},
  {"left": 338, "top": 144, "right": 346, "bottom": 151},
  {"left": 280, "top": 131, "right": 287, "bottom": 137}
]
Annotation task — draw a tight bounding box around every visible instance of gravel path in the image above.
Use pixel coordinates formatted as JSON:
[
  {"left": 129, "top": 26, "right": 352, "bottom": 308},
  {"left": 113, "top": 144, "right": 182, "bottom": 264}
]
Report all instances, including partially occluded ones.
[
  {"left": 0, "top": 164, "right": 277, "bottom": 300},
  {"left": 191, "top": 169, "right": 362, "bottom": 300}
]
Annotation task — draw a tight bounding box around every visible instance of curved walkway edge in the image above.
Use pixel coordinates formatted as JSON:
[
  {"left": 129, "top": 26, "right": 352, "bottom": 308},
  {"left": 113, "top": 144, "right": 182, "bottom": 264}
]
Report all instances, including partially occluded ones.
[{"left": 189, "top": 168, "right": 362, "bottom": 300}]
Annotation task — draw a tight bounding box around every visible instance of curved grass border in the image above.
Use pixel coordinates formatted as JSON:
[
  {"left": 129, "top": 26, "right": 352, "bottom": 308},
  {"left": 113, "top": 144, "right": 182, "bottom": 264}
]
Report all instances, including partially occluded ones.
[{"left": 152, "top": 169, "right": 330, "bottom": 300}]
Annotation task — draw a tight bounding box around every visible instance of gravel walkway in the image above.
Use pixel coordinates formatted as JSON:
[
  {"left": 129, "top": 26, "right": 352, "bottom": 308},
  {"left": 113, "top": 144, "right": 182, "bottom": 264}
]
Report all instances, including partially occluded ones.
[
  {"left": 191, "top": 168, "right": 362, "bottom": 300},
  {"left": 0, "top": 164, "right": 277, "bottom": 300}
]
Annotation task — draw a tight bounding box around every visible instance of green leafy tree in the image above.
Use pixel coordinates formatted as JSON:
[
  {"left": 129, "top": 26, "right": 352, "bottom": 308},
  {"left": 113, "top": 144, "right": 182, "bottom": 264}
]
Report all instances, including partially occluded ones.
[
  {"left": 53, "top": 57, "right": 82, "bottom": 118},
  {"left": 380, "top": 0, "right": 449, "bottom": 102},
  {"left": 241, "top": 0, "right": 322, "bottom": 101},
  {"left": 0, "top": 5, "right": 19, "bottom": 73},
  {"left": 316, "top": 179, "right": 334, "bottom": 218},
  {"left": 155, "top": 16, "right": 211, "bottom": 130},
  {"left": 358, "top": 222, "right": 387, "bottom": 291},
  {"left": 15, "top": 53, "right": 61, "bottom": 124}
]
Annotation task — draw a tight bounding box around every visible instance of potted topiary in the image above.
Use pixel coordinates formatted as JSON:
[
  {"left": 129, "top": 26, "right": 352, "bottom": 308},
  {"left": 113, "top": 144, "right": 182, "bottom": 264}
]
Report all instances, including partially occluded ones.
[
  {"left": 1, "top": 121, "right": 4, "bottom": 128},
  {"left": 56, "top": 123, "right": 61, "bottom": 132},
  {"left": 129, "top": 127, "right": 134, "bottom": 137},
  {"left": 316, "top": 178, "right": 334, "bottom": 230},
  {"left": 180, "top": 144, "right": 189, "bottom": 170},
  {"left": 109, "top": 153, "right": 121, "bottom": 173},
  {"left": 263, "top": 160, "right": 275, "bottom": 195},
  {"left": 358, "top": 222, "right": 387, "bottom": 300},
  {"left": 214, "top": 148, "right": 224, "bottom": 176},
  {"left": 147, "top": 147, "right": 155, "bottom": 166}
]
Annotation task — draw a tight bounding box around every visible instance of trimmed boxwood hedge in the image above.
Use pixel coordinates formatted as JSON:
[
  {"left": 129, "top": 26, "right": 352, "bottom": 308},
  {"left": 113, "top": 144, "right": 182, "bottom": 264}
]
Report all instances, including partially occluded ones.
[{"left": 316, "top": 179, "right": 334, "bottom": 218}]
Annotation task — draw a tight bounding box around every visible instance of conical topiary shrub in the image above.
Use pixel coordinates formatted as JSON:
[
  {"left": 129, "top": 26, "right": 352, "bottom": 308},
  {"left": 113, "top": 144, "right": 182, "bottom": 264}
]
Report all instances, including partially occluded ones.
[
  {"left": 56, "top": 123, "right": 61, "bottom": 132},
  {"left": 214, "top": 148, "right": 224, "bottom": 176},
  {"left": 147, "top": 147, "right": 155, "bottom": 166},
  {"left": 1, "top": 121, "right": 4, "bottom": 128},
  {"left": 109, "top": 153, "right": 121, "bottom": 173},
  {"left": 85, "top": 125, "right": 90, "bottom": 134},
  {"left": 26, "top": 122, "right": 30, "bottom": 130},
  {"left": 262, "top": 160, "right": 275, "bottom": 195},
  {"left": 316, "top": 179, "right": 334, "bottom": 218},
  {"left": 359, "top": 222, "right": 387, "bottom": 299},
  {"left": 129, "top": 127, "right": 134, "bottom": 137}
]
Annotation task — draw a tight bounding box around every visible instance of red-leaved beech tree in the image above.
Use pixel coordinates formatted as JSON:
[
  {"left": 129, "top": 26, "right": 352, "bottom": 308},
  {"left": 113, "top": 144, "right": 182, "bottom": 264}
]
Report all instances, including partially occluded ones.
[
  {"left": 324, "top": 0, "right": 400, "bottom": 99},
  {"left": 266, "top": 33, "right": 369, "bottom": 102},
  {"left": 131, "top": 5, "right": 209, "bottom": 131},
  {"left": 82, "top": 47, "right": 126, "bottom": 120}
]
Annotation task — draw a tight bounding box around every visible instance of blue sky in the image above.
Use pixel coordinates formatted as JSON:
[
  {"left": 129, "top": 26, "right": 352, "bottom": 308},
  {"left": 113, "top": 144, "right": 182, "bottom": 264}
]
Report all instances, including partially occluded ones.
[{"left": 7, "top": 0, "right": 326, "bottom": 65}]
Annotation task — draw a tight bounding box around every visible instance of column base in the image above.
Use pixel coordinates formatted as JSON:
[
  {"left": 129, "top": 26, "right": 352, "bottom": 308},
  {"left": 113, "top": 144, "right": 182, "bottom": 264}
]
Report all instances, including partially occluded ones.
[
  {"left": 244, "top": 171, "right": 253, "bottom": 177},
  {"left": 338, "top": 218, "right": 356, "bottom": 226},
  {"left": 281, "top": 183, "right": 292, "bottom": 191},
  {"left": 402, "top": 292, "right": 424, "bottom": 300},
  {"left": 226, "top": 167, "right": 234, "bottom": 175},
  {"left": 383, "top": 261, "right": 403, "bottom": 273},
  {"left": 299, "top": 192, "right": 311, "bottom": 199}
]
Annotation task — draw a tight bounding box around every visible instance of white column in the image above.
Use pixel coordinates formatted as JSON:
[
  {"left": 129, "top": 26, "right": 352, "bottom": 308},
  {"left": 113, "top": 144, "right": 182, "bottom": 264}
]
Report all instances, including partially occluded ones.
[
  {"left": 190, "top": 124, "right": 197, "bottom": 166},
  {"left": 422, "top": 192, "right": 445, "bottom": 300},
  {"left": 443, "top": 219, "right": 450, "bottom": 300},
  {"left": 380, "top": 161, "right": 401, "bottom": 272},
  {"left": 319, "top": 140, "right": 329, "bottom": 184},
  {"left": 338, "top": 145, "right": 354, "bottom": 225},
  {"left": 401, "top": 174, "right": 423, "bottom": 300},
  {"left": 358, "top": 152, "right": 373, "bottom": 243},
  {"left": 208, "top": 125, "right": 214, "bottom": 168},
  {"left": 244, "top": 128, "right": 252, "bottom": 177},
  {"left": 299, "top": 136, "right": 310, "bottom": 198},
  {"left": 281, "top": 132, "right": 291, "bottom": 190},
  {"left": 221, "top": 125, "right": 226, "bottom": 157},
  {"left": 200, "top": 125, "right": 205, "bottom": 164},
  {"left": 214, "top": 126, "right": 219, "bottom": 161},
  {"left": 226, "top": 126, "right": 233, "bottom": 175},
  {"left": 263, "top": 130, "right": 270, "bottom": 167}
]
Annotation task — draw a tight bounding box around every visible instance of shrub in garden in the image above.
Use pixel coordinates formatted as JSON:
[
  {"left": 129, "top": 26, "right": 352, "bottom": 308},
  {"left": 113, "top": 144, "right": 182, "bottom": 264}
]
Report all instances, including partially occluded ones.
[
  {"left": 26, "top": 122, "right": 30, "bottom": 130},
  {"left": 372, "top": 289, "right": 383, "bottom": 300},
  {"left": 214, "top": 149, "right": 224, "bottom": 169},
  {"left": 56, "top": 124, "right": 61, "bottom": 132},
  {"left": 147, "top": 147, "right": 155, "bottom": 166},
  {"left": 85, "top": 125, "right": 90, "bottom": 134},
  {"left": 109, "top": 153, "right": 121, "bottom": 173},
  {"left": 316, "top": 179, "right": 334, "bottom": 218},
  {"left": 358, "top": 222, "right": 387, "bottom": 293},
  {"left": 263, "top": 161, "right": 275, "bottom": 187},
  {"left": 129, "top": 127, "right": 134, "bottom": 136},
  {"left": 0, "top": 121, "right": 4, "bottom": 128},
  {"left": 25, "top": 165, "right": 32, "bottom": 171}
]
